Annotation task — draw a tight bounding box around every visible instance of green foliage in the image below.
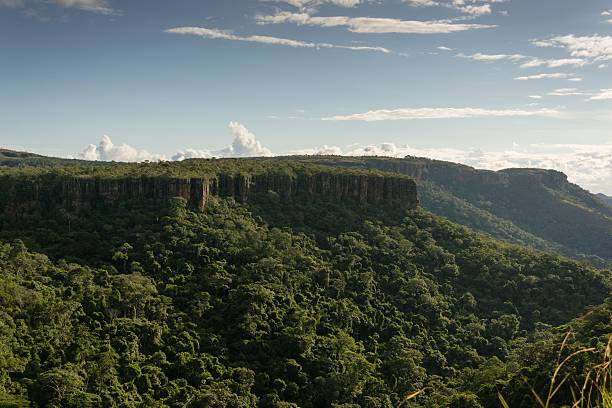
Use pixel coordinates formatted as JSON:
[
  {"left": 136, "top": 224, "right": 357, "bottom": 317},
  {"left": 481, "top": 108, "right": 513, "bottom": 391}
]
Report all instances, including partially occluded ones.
[
  {"left": 293, "top": 156, "right": 612, "bottom": 266},
  {"left": 0, "top": 160, "right": 609, "bottom": 407}
]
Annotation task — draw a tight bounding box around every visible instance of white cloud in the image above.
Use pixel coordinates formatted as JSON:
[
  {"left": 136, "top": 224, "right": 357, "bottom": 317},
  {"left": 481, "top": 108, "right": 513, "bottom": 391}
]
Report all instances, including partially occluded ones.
[
  {"left": 0, "top": 0, "right": 117, "bottom": 14},
  {"left": 528, "top": 95, "right": 543, "bottom": 99},
  {"left": 457, "top": 53, "right": 587, "bottom": 70},
  {"left": 437, "top": 46, "right": 453, "bottom": 51},
  {"left": 547, "top": 88, "right": 590, "bottom": 97},
  {"left": 255, "top": 12, "right": 495, "bottom": 34},
  {"left": 267, "top": 0, "right": 363, "bottom": 9},
  {"left": 402, "top": 0, "right": 503, "bottom": 17},
  {"left": 215, "top": 122, "right": 273, "bottom": 158},
  {"left": 532, "top": 35, "right": 612, "bottom": 62},
  {"left": 458, "top": 52, "right": 526, "bottom": 62},
  {"left": 164, "top": 26, "right": 390, "bottom": 53},
  {"left": 321, "top": 107, "right": 561, "bottom": 121},
  {"left": 53, "top": 0, "right": 114, "bottom": 14},
  {"left": 80, "top": 135, "right": 165, "bottom": 162},
  {"left": 79, "top": 123, "right": 273, "bottom": 162},
  {"left": 520, "top": 57, "right": 587, "bottom": 68},
  {"left": 589, "top": 89, "right": 612, "bottom": 100},
  {"left": 514, "top": 73, "right": 577, "bottom": 81},
  {"left": 603, "top": 10, "right": 612, "bottom": 16}
]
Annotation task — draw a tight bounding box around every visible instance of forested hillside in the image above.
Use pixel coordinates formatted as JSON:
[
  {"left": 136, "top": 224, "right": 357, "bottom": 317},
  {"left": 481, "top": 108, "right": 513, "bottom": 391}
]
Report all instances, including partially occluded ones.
[
  {"left": 0, "top": 159, "right": 610, "bottom": 407},
  {"left": 297, "top": 156, "right": 612, "bottom": 266},
  {"left": 597, "top": 193, "right": 612, "bottom": 207},
  {"left": 2, "top": 150, "right": 610, "bottom": 265}
]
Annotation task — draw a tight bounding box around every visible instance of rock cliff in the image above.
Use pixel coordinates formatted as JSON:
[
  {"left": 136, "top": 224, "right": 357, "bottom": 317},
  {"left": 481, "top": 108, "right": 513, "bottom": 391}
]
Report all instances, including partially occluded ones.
[{"left": 0, "top": 171, "right": 418, "bottom": 220}]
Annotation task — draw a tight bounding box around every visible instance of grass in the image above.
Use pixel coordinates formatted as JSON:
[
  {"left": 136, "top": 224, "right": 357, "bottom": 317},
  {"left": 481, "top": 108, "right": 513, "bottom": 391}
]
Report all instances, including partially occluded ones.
[{"left": 499, "top": 333, "right": 612, "bottom": 408}]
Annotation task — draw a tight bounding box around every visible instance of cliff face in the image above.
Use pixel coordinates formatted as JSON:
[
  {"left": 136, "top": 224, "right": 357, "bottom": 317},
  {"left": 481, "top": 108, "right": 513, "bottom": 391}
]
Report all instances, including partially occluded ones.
[{"left": 0, "top": 172, "right": 418, "bottom": 220}]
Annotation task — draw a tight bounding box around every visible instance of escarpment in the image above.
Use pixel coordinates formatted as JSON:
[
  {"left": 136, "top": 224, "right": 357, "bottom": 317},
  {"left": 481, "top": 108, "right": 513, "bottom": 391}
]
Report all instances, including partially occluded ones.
[{"left": 0, "top": 171, "right": 418, "bottom": 220}]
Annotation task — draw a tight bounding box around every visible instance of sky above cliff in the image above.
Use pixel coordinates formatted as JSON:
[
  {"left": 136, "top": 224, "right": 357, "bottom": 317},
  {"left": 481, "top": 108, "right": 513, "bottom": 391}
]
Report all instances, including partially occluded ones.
[{"left": 1, "top": 0, "right": 612, "bottom": 193}]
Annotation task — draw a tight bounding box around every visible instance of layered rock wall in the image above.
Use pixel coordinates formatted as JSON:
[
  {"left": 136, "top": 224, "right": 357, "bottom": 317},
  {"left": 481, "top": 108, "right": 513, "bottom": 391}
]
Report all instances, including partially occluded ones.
[{"left": 0, "top": 172, "right": 418, "bottom": 219}]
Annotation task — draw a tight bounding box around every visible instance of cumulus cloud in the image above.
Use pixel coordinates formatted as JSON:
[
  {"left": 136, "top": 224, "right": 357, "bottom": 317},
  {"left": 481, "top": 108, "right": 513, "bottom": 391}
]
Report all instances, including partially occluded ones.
[
  {"left": 164, "top": 26, "right": 390, "bottom": 53},
  {"left": 80, "top": 135, "right": 165, "bottom": 162},
  {"left": 215, "top": 122, "right": 273, "bottom": 158},
  {"left": 293, "top": 141, "right": 612, "bottom": 194},
  {"left": 255, "top": 12, "right": 495, "bottom": 34},
  {"left": 79, "top": 123, "right": 273, "bottom": 162},
  {"left": 321, "top": 107, "right": 561, "bottom": 121}
]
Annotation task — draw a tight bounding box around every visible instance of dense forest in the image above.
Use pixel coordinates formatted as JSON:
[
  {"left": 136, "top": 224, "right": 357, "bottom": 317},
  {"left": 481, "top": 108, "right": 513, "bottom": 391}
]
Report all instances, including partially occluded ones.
[
  {"left": 0, "top": 159, "right": 610, "bottom": 407},
  {"left": 296, "top": 156, "right": 612, "bottom": 266}
]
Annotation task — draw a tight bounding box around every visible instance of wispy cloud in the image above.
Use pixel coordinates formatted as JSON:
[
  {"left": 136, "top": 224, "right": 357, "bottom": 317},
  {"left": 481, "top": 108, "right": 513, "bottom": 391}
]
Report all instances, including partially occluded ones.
[
  {"left": 255, "top": 12, "right": 495, "bottom": 34},
  {"left": 165, "top": 26, "right": 390, "bottom": 53},
  {"left": 514, "top": 73, "right": 578, "bottom": 81},
  {"left": 458, "top": 52, "right": 526, "bottom": 62},
  {"left": 54, "top": 0, "right": 115, "bottom": 14},
  {"left": 321, "top": 107, "right": 561, "bottom": 121},
  {"left": 456, "top": 52, "right": 588, "bottom": 70},
  {"left": 520, "top": 57, "right": 587, "bottom": 68},
  {"left": 265, "top": 0, "right": 364, "bottom": 9},
  {"left": 532, "top": 35, "right": 612, "bottom": 62},
  {"left": 589, "top": 89, "right": 612, "bottom": 100},
  {"left": 403, "top": 0, "right": 503, "bottom": 17},
  {"left": 547, "top": 88, "right": 591, "bottom": 97},
  {"left": 0, "top": 0, "right": 118, "bottom": 14}
]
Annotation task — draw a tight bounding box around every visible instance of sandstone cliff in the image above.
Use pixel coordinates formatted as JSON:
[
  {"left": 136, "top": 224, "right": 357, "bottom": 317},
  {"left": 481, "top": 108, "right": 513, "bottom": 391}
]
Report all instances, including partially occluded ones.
[{"left": 0, "top": 171, "right": 418, "bottom": 220}]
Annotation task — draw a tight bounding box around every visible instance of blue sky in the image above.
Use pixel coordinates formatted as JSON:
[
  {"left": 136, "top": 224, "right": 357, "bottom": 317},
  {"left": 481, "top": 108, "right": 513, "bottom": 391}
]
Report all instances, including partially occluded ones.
[{"left": 1, "top": 0, "right": 612, "bottom": 193}]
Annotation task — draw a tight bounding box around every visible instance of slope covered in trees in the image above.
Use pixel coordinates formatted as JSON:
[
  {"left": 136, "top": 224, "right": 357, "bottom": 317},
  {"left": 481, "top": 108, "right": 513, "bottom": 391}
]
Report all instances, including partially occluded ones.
[
  {"left": 597, "top": 193, "right": 612, "bottom": 207},
  {"left": 2, "top": 151, "right": 610, "bottom": 265},
  {"left": 297, "top": 156, "right": 612, "bottom": 266},
  {"left": 0, "top": 159, "right": 610, "bottom": 407}
]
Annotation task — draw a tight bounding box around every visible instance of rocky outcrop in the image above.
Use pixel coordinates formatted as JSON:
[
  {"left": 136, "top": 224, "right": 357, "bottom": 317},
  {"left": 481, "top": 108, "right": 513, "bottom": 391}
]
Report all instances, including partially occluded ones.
[{"left": 0, "top": 171, "right": 418, "bottom": 219}]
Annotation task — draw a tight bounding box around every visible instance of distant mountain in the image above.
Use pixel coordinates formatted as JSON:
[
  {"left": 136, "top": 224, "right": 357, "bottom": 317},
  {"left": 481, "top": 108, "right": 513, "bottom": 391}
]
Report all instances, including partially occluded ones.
[
  {"left": 297, "top": 156, "right": 612, "bottom": 265},
  {"left": 0, "top": 148, "right": 92, "bottom": 167},
  {"left": 596, "top": 193, "right": 612, "bottom": 206}
]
